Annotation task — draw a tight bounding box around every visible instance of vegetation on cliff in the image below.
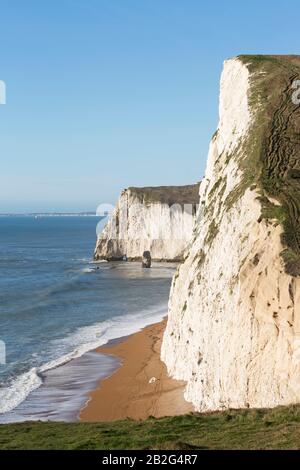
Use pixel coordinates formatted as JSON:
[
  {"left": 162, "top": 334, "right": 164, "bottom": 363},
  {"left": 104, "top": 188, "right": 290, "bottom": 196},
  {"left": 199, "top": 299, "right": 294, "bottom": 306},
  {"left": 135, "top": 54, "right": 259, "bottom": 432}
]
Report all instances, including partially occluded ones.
[
  {"left": 127, "top": 184, "right": 200, "bottom": 208},
  {"left": 229, "top": 55, "right": 300, "bottom": 276}
]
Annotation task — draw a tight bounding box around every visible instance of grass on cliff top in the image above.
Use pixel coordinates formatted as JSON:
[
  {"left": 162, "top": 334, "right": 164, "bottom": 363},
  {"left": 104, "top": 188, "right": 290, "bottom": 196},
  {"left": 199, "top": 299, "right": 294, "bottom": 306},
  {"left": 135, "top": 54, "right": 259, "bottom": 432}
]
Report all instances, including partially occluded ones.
[
  {"left": 127, "top": 184, "right": 200, "bottom": 207},
  {"left": 2, "top": 405, "right": 300, "bottom": 450},
  {"left": 219, "top": 55, "right": 300, "bottom": 276}
]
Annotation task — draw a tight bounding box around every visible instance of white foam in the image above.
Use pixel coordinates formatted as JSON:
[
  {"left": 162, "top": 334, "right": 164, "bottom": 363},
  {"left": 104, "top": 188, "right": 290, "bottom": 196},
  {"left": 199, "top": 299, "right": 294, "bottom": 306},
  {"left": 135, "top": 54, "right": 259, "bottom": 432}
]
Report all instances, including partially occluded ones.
[
  {"left": 0, "top": 303, "right": 167, "bottom": 415},
  {"left": 82, "top": 267, "right": 95, "bottom": 273},
  {"left": 0, "top": 369, "right": 42, "bottom": 414},
  {"left": 90, "top": 260, "right": 108, "bottom": 264}
]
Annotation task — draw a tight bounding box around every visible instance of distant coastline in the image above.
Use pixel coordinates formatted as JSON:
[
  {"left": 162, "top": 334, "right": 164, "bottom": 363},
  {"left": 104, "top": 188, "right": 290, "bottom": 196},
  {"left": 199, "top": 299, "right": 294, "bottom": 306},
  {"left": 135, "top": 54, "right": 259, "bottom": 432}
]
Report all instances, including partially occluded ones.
[{"left": 0, "top": 212, "right": 99, "bottom": 217}]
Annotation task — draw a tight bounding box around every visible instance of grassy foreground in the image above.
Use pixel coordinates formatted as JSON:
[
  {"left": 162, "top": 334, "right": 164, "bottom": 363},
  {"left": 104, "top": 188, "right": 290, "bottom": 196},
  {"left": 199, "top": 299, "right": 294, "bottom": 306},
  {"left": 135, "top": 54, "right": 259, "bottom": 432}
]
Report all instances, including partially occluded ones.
[{"left": 1, "top": 406, "right": 300, "bottom": 450}]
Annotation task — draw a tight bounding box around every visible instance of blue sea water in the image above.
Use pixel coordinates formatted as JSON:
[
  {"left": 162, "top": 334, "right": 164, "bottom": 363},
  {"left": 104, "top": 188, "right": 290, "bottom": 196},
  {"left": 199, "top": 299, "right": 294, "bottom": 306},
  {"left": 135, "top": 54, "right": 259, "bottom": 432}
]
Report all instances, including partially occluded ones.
[{"left": 0, "top": 216, "right": 175, "bottom": 422}]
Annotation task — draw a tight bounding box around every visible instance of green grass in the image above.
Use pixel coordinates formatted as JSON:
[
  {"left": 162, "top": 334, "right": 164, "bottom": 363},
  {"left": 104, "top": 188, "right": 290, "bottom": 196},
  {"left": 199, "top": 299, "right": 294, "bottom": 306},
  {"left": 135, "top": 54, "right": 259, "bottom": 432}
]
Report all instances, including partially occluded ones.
[
  {"left": 127, "top": 184, "right": 200, "bottom": 207},
  {"left": 1, "top": 405, "right": 300, "bottom": 450},
  {"left": 258, "top": 195, "right": 287, "bottom": 223}
]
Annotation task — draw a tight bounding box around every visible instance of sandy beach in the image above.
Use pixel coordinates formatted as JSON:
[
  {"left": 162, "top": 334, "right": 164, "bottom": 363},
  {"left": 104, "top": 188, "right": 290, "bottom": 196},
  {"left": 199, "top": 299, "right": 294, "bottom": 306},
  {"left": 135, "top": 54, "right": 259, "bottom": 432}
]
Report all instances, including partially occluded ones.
[{"left": 80, "top": 319, "right": 194, "bottom": 422}]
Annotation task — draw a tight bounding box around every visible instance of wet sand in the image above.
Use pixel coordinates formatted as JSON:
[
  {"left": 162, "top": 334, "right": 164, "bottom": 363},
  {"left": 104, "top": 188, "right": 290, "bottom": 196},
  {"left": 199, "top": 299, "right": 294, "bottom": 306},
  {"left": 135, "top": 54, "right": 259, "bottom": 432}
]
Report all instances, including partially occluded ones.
[{"left": 80, "top": 319, "right": 194, "bottom": 421}]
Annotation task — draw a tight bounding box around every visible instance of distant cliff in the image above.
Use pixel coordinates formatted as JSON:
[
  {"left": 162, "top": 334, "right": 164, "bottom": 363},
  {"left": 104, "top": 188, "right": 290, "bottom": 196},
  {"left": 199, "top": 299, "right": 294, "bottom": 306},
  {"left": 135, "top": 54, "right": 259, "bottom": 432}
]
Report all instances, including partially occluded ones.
[
  {"left": 94, "top": 184, "right": 199, "bottom": 261},
  {"left": 162, "top": 55, "right": 300, "bottom": 411}
]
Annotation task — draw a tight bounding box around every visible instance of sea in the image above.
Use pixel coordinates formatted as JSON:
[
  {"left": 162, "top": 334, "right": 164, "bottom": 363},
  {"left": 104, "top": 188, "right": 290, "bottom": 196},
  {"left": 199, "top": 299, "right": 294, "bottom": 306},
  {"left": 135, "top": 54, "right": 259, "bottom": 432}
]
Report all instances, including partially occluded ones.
[{"left": 0, "top": 216, "right": 176, "bottom": 422}]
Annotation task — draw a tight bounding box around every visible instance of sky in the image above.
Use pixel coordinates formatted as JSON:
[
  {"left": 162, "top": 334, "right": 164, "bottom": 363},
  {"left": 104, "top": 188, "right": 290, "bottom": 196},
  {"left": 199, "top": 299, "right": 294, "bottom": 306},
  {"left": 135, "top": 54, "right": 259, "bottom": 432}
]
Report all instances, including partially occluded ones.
[{"left": 0, "top": 0, "right": 300, "bottom": 212}]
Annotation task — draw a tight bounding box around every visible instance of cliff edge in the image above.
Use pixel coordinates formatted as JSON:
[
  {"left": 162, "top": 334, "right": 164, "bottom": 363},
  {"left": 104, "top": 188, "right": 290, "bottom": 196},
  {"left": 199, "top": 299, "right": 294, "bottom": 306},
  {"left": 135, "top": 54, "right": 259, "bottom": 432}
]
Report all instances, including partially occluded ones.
[{"left": 162, "top": 55, "right": 300, "bottom": 411}]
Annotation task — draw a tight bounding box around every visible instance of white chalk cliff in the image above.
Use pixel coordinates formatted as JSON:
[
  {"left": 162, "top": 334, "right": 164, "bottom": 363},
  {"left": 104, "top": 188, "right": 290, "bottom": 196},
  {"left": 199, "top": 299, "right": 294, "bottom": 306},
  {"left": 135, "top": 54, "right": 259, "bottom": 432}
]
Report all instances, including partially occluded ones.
[
  {"left": 162, "top": 55, "right": 300, "bottom": 411},
  {"left": 94, "top": 185, "right": 199, "bottom": 261}
]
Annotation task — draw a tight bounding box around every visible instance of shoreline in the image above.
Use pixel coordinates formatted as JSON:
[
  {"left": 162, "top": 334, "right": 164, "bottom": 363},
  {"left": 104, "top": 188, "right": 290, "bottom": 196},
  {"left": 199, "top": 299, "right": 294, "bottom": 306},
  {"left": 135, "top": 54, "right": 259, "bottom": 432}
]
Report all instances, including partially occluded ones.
[{"left": 80, "top": 319, "right": 194, "bottom": 422}]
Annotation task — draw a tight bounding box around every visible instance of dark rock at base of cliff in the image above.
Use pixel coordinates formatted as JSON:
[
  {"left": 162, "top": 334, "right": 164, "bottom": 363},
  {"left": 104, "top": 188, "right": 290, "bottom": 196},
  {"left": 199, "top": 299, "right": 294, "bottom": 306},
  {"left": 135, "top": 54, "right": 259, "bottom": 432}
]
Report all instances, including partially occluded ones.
[{"left": 142, "top": 251, "right": 151, "bottom": 268}]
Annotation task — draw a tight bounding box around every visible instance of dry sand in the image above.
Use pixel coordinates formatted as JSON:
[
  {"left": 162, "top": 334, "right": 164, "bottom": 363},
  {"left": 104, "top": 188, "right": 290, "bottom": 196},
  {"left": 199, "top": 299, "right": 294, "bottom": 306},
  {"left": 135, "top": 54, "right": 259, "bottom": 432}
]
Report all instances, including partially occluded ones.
[{"left": 80, "top": 319, "right": 194, "bottom": 421}]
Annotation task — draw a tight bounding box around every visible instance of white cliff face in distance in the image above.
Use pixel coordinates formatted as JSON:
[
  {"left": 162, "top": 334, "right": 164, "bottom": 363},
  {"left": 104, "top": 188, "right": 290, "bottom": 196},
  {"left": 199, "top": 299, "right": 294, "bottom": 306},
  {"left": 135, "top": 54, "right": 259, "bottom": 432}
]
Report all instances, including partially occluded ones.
[
  {"left": 162, "top": 56, "right": 300, "bottom": 411},
  {"left": 94, "top": 185, "right": 199, "bottom": 261}
]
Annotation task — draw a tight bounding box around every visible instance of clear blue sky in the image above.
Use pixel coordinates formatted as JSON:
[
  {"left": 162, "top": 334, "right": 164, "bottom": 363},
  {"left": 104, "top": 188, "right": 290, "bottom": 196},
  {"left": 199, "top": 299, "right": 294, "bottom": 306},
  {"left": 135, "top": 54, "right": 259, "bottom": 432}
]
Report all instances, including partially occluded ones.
[{"left": 0, "top": 0, "right": 299, "bottom": 212}]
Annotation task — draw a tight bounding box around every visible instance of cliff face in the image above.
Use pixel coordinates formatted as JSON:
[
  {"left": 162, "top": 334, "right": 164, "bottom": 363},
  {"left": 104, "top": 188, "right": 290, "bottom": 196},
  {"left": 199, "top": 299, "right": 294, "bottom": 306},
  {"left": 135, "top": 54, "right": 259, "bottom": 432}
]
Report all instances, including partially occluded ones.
[
  {"left": 162, "top": 56, "right": 300, "bottom": 411},
  {"left": 95, "top": 184, "right": 199, "bottom": 261}
]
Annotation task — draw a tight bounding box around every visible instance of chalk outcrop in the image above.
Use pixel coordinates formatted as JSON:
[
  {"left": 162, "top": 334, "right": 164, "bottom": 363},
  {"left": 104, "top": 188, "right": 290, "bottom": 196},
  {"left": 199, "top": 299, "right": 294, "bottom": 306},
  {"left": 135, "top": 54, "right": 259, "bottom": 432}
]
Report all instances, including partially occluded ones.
[
  {"left": 162, "top": 55, "right": 300, "bottom": 411},
  {"left": 95, "top": 184, "right": 199, "bottom": 261}
]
